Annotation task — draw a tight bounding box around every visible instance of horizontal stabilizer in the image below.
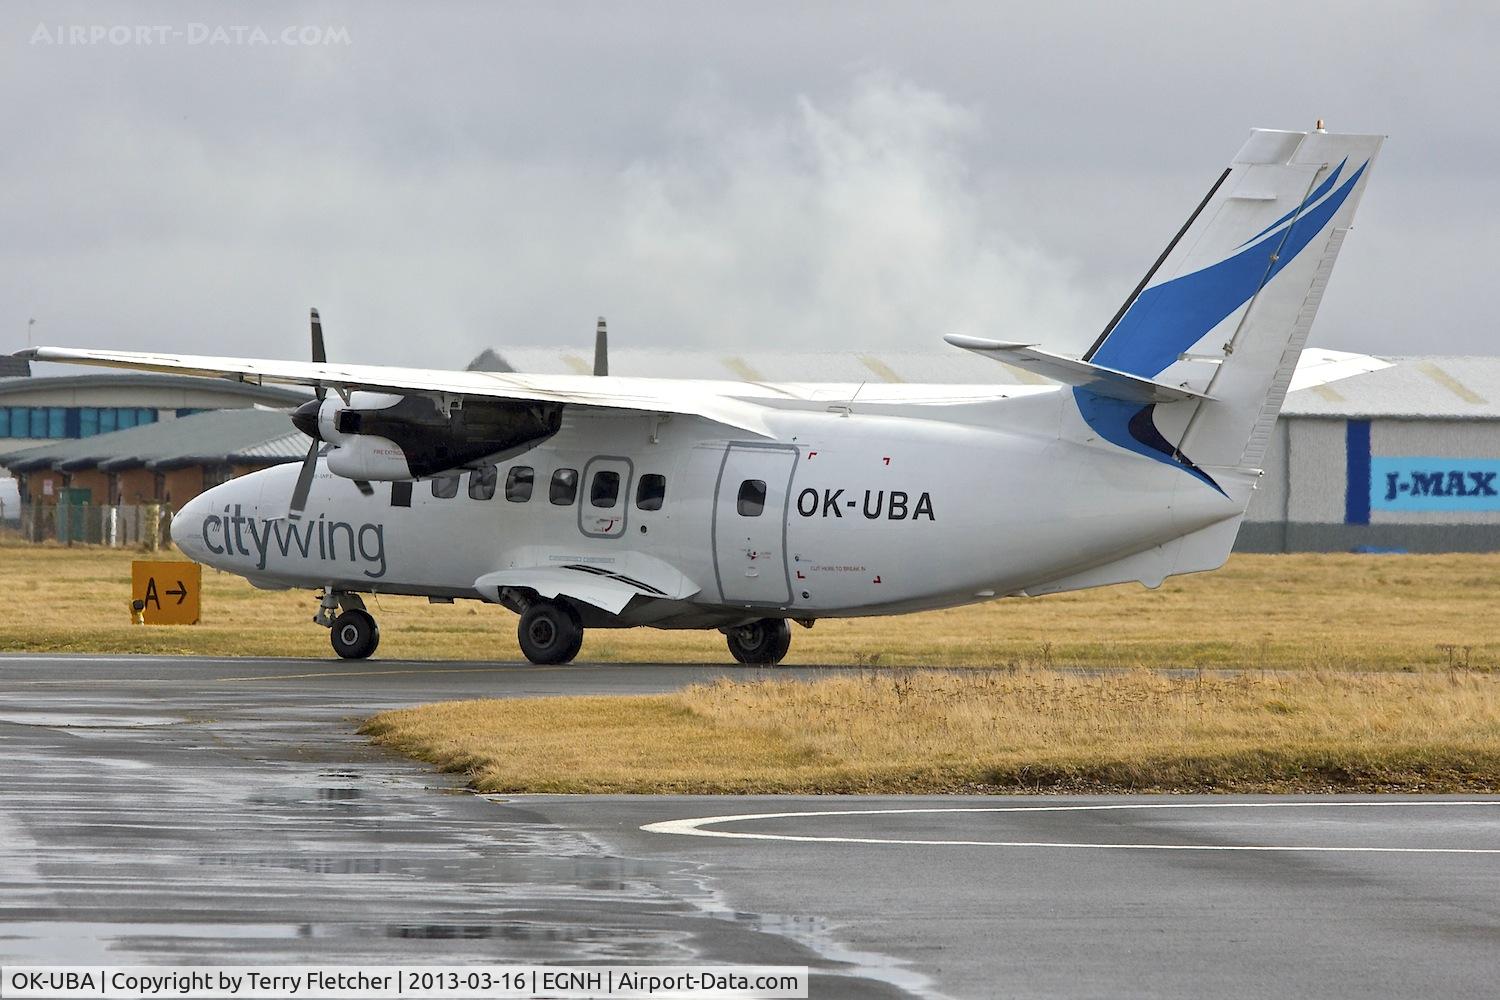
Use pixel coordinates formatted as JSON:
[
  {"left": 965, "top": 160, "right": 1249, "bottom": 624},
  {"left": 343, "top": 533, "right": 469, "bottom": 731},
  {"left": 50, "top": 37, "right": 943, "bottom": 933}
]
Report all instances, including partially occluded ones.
[{"left": 944, "top": 335, "right": 1211, "bottom": 404}]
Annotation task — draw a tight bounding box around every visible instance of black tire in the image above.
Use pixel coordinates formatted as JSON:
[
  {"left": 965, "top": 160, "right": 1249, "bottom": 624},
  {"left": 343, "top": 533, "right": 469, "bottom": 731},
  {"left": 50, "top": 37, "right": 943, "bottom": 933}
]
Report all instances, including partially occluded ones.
[
  {"left": 518, "top": 601, "right": 584, "bottom": 665},
  {"left": 330, "top": 609, "right": 379, "bottom": 659},
  {"left": 726, "top": 618, "right": 792, "bottom": 665}
]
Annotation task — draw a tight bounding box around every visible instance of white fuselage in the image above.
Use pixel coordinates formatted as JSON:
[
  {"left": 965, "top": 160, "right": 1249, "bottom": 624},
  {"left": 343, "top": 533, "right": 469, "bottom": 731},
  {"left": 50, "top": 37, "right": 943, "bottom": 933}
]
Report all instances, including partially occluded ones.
[{"left": 173, "top": 381, "right": 1243, "bottom": 628}]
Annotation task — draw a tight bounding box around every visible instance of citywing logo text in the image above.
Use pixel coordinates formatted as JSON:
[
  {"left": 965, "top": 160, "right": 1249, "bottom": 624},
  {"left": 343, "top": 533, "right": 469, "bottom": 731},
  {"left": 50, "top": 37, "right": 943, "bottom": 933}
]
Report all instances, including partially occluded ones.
[
  {"left": 1370, "top": 458, "right": 1500, "bottom": 513},
  {"left": 201, "top": 505, "right": 387, "bottom": 578}
]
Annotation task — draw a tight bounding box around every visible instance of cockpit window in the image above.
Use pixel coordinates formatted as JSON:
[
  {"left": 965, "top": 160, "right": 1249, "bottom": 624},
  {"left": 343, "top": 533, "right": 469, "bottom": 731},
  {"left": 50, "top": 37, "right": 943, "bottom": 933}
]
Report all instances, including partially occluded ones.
[
  {"left": 431, "top": 472, "right": 459, "bottom": 499},
  {"left": 736, "top": 479, "right": 766, "bottom": 516},
  {"left": 469, "top": 464, "right": 497, "bottom": 501},
  {"left": 590, "top": 470, "right": 620, "bottom": 508},
  {"left": 636, "top": 474, "right": 666, "bottom": 511},
  {"left": 505, "top": 466, "right": 534, "bottom": 502},
  {"left": 550, "top": 468, "right": 579, "bottom": 505}
]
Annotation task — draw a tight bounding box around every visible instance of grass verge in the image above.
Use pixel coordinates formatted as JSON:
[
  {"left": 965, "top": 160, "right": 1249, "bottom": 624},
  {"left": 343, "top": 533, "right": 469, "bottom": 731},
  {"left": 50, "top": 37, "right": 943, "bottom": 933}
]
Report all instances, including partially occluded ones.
[
  {"left": 362, "top": 669, "right": 1500, "bottom": 794},
  {"left": 2, "top": 542, "right": 1499, "bottom": 669}
]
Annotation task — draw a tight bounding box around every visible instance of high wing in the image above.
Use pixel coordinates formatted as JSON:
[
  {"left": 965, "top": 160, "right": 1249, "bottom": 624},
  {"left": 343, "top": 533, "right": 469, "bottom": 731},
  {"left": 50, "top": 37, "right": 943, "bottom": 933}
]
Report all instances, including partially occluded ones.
[{"left": 17, "top": 346, "right": 774, "bottom": 437}]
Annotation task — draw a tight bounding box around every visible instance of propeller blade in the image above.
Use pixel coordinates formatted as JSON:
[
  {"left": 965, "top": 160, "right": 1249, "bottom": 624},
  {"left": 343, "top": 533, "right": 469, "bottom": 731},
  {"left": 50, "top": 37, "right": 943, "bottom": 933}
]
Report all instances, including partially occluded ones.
[
  {"left": 310, "top": 308, "right": 326, "bottom": 401},
  {"left": 593, "top": 316, "right": 608, "bottom": 376},
  {"left": 354, "top": 480, "right": 374, "bottom": 496},
  {"left": 288, "top": 442, "right": 319, "bottom": 521}
]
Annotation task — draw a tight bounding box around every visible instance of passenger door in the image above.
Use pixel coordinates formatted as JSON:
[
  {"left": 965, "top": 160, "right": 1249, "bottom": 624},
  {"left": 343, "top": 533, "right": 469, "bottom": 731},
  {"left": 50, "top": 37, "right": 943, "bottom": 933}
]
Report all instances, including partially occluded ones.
[
  {"left": 712, "top": 443, "right": 798, "bottom": 606},
  {"left": 578, "top": 456, "right": 632, "bottom": 539}
]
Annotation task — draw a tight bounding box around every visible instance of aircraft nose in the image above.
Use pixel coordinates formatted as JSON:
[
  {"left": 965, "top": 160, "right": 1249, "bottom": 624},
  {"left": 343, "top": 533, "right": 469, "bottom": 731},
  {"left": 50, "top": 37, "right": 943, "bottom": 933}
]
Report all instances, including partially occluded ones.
[{"left": 172, "top": 491, "right": 211, "bottom": 562}]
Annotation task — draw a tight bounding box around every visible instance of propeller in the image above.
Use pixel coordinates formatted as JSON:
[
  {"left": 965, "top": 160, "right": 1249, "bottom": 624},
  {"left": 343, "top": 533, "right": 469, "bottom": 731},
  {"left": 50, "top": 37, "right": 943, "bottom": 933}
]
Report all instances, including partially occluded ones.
[
  {"left": 594, "top": 316, "right": 608, "bottom": 376},
  {"left": 287, "top": 309, "right": 326, "bottom": 520},
  {"left": 287, "top": 309, "right": 372, "bottom": 521}
]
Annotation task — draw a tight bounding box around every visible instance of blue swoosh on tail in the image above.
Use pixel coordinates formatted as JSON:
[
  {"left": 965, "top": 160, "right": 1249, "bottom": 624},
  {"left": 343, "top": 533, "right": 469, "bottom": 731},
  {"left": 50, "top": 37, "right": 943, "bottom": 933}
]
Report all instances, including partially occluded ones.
[{"left": 1079, "top": 158, "right": 1367, "bottom": 489}]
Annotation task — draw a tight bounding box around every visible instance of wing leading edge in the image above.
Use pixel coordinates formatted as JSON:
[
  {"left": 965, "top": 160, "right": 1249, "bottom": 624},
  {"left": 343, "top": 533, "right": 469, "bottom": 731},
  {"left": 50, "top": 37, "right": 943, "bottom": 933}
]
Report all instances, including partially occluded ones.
[{"left": 17, "top": 346, "right": 774, "bottom": 437}]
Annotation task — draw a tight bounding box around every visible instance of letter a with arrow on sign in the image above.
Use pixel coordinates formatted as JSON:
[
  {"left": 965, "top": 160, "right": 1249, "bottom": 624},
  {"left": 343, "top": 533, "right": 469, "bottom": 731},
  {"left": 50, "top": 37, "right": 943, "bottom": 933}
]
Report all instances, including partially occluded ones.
[{"left": 131, "top": 561, "right": 201, "bottom": 625}]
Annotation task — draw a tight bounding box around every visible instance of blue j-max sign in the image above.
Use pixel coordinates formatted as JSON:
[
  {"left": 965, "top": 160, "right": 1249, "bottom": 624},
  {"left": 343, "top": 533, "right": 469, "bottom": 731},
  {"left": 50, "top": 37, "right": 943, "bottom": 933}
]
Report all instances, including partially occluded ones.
[
  {"left": 1345, "top": 421, "right": 1500, "bottom": 523},
  {"left": 1372, "top": 458, "right": 1500, "bottom": 511}
]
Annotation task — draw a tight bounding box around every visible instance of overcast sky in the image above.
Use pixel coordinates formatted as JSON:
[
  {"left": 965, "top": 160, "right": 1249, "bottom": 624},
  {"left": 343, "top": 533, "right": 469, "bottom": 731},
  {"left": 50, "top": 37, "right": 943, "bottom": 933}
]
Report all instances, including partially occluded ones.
[{"left": 3, "top": 1, "right": 1495, "bottom": 371}]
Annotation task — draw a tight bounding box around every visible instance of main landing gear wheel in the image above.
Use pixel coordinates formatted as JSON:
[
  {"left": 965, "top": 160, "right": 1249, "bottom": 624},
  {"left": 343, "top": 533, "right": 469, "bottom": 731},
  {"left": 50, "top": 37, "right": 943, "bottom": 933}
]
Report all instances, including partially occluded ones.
[
  {"left": 518, "top": 601, "right": 583, "bottom": 665},
  {"left": 330, "top": 609, "right": 380, "bottom": 659},
  {"left": 726, "top": 618, "right": 792, "bottom": 665}
]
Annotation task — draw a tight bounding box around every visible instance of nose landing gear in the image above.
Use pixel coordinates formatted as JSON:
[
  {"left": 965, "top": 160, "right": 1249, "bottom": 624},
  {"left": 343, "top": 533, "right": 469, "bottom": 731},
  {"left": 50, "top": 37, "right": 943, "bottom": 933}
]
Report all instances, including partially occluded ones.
[{"left": 315, "top": 587, "right": 380, "bottom": 659}]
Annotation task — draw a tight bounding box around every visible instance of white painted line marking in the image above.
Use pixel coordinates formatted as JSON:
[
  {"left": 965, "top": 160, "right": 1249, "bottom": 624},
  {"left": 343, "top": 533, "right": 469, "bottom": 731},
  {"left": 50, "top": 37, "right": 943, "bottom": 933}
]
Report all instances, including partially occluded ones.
[{"left": 642, "top": 800, "right": 1500, "bottom": 854}]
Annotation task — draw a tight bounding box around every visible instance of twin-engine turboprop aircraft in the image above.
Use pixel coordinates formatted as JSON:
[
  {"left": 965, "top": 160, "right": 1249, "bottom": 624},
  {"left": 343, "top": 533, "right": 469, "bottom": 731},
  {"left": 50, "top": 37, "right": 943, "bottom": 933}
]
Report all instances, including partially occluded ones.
[{"left": 22, "top": 126, "right": 1382, "bottom": 665}]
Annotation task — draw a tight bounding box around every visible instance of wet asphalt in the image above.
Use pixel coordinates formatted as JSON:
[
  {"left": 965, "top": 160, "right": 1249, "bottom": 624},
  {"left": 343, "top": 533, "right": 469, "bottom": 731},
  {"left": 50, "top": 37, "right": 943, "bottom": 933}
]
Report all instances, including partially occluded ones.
[{"left": 1, "top": 654, "right": 1498, "bottom": 999}]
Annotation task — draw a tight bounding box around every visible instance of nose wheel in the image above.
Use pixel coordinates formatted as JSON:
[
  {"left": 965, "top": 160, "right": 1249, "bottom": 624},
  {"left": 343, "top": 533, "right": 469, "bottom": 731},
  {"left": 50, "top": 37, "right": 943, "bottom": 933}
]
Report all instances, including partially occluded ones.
[
  {"left": 518, "top": 601, "right": 583, "bottom": 664},
  {"left": 314, "top": 588, "right": 380, "bottom": 660},
  {"left": 725, "top": 618, "right": 792, "bottom": 665},
  {"left": 330, "top": 609, "right": 380, "bottom": 659}
]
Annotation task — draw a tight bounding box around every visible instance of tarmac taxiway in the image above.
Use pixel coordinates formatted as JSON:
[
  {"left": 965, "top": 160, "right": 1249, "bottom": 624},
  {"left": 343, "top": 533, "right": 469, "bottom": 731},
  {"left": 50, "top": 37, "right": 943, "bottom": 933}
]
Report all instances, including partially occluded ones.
[{"left": 1, "top": 654, "right": 1497, "bottom": 998}]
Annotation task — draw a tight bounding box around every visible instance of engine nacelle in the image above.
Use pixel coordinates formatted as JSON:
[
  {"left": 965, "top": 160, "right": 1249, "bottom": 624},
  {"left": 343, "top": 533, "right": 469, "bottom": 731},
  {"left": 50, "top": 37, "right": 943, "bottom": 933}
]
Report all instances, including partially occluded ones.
[
  {"left": 326, "top": 434, "right": 414, "bottom": 480},
  {"left": 291, "top": 390, "right": 562, "bottom": 482}
]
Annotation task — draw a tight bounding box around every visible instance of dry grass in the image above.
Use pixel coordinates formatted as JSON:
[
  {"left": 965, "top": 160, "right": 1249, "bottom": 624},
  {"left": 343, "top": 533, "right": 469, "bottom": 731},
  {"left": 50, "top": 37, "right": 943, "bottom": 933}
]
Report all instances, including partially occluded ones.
[
  {"left": 363, "top": 669, "right": 1500, "bottom": 794},
  {"left": 1, "top": 541, "right": 1498, "bottom": 670}
]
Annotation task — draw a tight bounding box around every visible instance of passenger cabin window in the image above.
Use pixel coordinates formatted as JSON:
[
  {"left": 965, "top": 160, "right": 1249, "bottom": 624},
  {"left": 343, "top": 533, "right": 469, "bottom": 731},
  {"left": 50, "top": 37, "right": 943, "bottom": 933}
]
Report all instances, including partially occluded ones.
[
  {"left": 431, "top": 472, "right": 459, "bottom": 499},
  {"left": 550, "top": 468, "right": 579, "bottom": 505},
  {"left": 737, "top": 479, "right": 766, "bottom": 516},
  {"left": 590, "top": 470, "right": 620, "bottom": 508},
  {"left": 505, "top": 466, "right": 534, "bottom": 502},
  {"left": 636, "top": 474, "right": 666, "bottom": 511},
  {"left": 469, "top": 464, "right": 497, "bottom": 501},
  {"left": 390, "top": 481, "right": 412, "bottom": 508}
]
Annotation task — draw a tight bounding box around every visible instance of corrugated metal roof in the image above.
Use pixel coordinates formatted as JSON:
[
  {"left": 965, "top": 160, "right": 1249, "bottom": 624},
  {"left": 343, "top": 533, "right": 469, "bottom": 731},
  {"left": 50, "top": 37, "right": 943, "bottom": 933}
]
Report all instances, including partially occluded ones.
[
  {"left": 0, "top": 409, "right": 307, "bottom": 472},
  {"left": 1281, "top": 356, "right": 1500, "bottom": 419},
  {"left": 492, "top": 347, "right": 1012, "bottom": 384},
  {"left": 493, "top": 346, "right": 1500, "bottom": 420}
]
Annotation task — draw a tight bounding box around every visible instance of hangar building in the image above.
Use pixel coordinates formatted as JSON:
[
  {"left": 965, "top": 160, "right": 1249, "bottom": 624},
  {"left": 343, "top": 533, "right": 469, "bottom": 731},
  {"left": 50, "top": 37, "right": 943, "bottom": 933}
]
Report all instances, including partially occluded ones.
[{"left": 1239, "top": 356, "right": 1500, "bottom": 553}]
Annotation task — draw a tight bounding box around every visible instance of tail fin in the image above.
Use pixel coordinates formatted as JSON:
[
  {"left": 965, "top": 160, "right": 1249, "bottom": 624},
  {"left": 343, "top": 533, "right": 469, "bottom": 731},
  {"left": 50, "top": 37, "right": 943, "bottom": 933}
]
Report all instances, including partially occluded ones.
[{"left": 1075, "top": 126, "right": 1383, "bottom": 494}]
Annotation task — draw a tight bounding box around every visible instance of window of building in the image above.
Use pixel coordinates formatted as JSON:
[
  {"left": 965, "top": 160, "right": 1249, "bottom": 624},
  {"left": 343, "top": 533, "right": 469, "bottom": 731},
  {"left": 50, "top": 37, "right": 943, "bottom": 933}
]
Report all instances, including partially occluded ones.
[
  {"left": 391, "top": 481, "right": 412, "bottom": 507},
  {"left": 550, "top": 468, "right": 579, "bottom": 505},
  {"left": 431, "top": 472, "right": 460, "bottom": 499},
  {"left": 590, "top": 470, "right": 620, "bottom": 508},
  {"left": 636, "top": 474, "right": 666, "bottom": 511},
  {"left": 0, "top": 405, "right": 162, "bottom": 439},
  {"left": 737, "top": 479, "right": 766, "bottom": 516},
  {"left": 505, "top": 466, "right": 534, "bottom": 502},
  {"left": 469, "top": 464, "right": 497, "bottom": 501}
]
